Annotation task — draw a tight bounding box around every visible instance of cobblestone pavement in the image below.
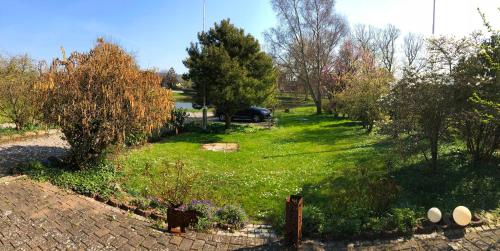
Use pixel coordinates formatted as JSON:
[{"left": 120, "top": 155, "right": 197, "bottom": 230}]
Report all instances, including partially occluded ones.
[
  {"left": 0, "top": 133, "right": 68, "bottom": 176},
  {"left": 0, "top": 177, "right": 498, "bottom": 250},
  {"left": 0, "top": 177, "right": 277, "bottom": 250}
]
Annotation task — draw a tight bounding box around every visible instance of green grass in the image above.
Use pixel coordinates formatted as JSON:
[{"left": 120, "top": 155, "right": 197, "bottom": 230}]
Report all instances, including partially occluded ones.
[
  {"left": 0, "top": 124, "right": 52, "bottom": 137},
  {"left": 119, "top": 106, "right": 391, "bottom": 219},
  {"left": 173, "top": 91, "right": 194, "bottom": 103},
  {"left": 18, "top": 105, "right": 498, "bottom": 237},
  {"left": 116, "top": 105, "right": 498, "bottom": 237}
]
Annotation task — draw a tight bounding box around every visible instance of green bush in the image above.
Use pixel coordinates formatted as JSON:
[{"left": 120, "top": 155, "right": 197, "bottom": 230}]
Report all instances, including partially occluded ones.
[
  {"left": 20, "top": 161, "right": 119, "bottom": 199},
  {"left": 125, "top": 130, "right": 149, "bottom": 146},
  {"left": 166, "top": 108, "right": 189, "bottom": 134},
  {"left": 387, "top": 208, "right": 417, "bottom": 234},
  {"left": 366, "top": 216, "right": 388, "bottom": 234},
  {"left": 327, "top": 208, "right": 367, "bottom": 237},
  {"left": 302, "top": 205, "right": 326, "bottom": 237},
  {"left": 188, "top": 200, "right": 216, "bottom": 219},
  {"left": 130, "top": 197, "right": 151, "bottom": 210},
  {"left": 193, "top": 217, "right": 213, "bottom": 232},
  {"left": 216, "top": 205, "right": 248, "bottom": 230},
  {"left": 188, "top": 200, "right": 216, "bottom": 231}
]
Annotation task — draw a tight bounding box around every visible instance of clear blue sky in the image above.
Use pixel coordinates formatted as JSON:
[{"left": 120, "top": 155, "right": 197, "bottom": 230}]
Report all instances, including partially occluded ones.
[{"left": 1, "top": 0, "right": 498, "bottom": 73}]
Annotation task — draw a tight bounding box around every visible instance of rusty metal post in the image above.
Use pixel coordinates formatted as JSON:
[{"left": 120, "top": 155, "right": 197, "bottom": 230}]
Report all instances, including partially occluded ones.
[{"left": 285, "top": 195, "right": 303, "bottom": 247}]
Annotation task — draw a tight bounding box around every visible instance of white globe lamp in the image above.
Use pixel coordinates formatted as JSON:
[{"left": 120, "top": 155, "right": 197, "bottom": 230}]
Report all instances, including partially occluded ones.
[
  {"left": 452, "top": 206, "right": 472, "bottom": 226},
  {"left": 427, "top": 207, "right": 442, "bottom": 223}
]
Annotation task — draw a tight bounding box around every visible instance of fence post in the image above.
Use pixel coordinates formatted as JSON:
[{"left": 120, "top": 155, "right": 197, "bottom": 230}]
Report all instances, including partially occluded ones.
[{"left": 285, "top": 195, "right": 303, "bottom": 247}]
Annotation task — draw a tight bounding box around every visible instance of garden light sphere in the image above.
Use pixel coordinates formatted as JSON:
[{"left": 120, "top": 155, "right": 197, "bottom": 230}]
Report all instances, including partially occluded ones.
[
  {"left": 453, "top": 206, "right": 472, "bottom": 226},
  {"left": 427, "top": 207, "right": 442, "bottom": 223}
]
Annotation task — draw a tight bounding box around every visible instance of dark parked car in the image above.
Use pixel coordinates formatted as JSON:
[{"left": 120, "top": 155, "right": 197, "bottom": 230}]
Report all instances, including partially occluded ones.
[{"left": 216, "top": 107, "right": 272, "bottom": 123}]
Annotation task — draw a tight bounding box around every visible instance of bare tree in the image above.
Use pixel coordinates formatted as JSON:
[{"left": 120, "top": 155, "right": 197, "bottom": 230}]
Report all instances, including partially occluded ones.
[
  {"left": 403, "top": 32, "right": 425, "bottom": 73},
  {"left": 376, "top": 24, "right": 400, "bottom": 73},
  {"left": 353, "top": 24, "right": 378, "bottom": 55},
  {"left": 403, "top": 33, "right": 424, "bottom": 68},
  {"left": 265, "top": 0, "right": 348, "bottom": 114}
]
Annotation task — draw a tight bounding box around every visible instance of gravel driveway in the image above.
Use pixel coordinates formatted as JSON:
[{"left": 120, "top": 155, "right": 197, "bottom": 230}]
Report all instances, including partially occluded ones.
[{"left": 0, "top": 133, "right": 68, "bottom": 176}]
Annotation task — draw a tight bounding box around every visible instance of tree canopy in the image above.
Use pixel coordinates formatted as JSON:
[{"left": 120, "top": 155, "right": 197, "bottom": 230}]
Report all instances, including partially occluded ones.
[{"left": 184, "top": 19, "right": 277, "bottom": 128}]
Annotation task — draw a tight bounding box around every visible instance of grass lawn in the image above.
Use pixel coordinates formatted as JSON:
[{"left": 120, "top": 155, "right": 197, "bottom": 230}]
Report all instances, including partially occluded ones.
[
  {"left": 173, "top": 90, "right": 194, "bottom": 103},
  {"left": 118, "top": 106, "right": 391, "bottom": 220},
  {"left": 20, "top": 105, "right": 499, "bottom": 237}
]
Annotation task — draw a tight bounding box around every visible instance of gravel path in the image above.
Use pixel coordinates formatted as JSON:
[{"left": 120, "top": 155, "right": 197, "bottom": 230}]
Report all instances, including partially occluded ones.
[{"left": 0, "top": 133, "right": 68, "bottom": 176}]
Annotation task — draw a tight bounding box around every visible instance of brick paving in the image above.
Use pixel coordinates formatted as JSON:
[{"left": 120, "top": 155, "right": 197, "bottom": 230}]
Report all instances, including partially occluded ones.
[
  {"left": 0, "top": 177, "right": 278, "bottom": 250},
  {"left": 0, "top": 177, "right": 498, "bottom": 250}
]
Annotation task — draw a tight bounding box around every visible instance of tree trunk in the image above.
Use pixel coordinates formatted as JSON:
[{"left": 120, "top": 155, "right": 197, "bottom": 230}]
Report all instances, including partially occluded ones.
[
  {"left": 315, "top": 99, "right": 322, "bottom": 114},
  {"left": 366, "top": 123, "right": 373, "bottom": 133},
  {"left": 224, "top": 114, "right": 232, "bottom": 129},
  {"left": 430, "top": 138, "right": 438, "bottom": 170}
]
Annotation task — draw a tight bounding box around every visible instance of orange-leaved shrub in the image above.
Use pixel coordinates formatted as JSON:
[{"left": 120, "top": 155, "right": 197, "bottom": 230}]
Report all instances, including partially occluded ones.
[{"left": 43, "top": 39, "right": 173, "bottom": 168}]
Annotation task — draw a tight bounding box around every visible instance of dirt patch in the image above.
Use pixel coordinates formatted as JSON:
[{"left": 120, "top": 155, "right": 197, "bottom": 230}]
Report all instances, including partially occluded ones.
[{"left": 202, "top": 143, "right": 239, "bottom": 152}]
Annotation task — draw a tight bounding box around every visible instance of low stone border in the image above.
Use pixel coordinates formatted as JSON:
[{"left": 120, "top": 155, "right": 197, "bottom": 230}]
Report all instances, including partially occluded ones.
[
  {"left": 0, "top": 128, "right": 59, "bottom": 144},
  {"left": 90, "top": 191, "right": 497, "bottom": 246},
  {"left": 95, "top": 195, "right": 280, "bottom": 239},
  {"left": 213, "top": 224, "right": 277, "bottom": 239}
]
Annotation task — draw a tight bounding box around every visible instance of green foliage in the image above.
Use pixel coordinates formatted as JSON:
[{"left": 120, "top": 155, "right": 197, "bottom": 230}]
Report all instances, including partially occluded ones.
[
  {"left": 125, "top": 130, "right": 149, "bottom": 146},
  {"left": 387, "top": 208, "right": 417, "bottom": 235},
  {"left": 188, "top": 201, "right": 217, "bottom": 231},
  {"left": 216, "top": 205, "right": 248, "bottom": 230},
  {"left": 452, "top": 20, "right": 500, "bottom": 162},
  {"left": 337, "top": 53, "right": 393, "bottom": 132},
  {"left": 193, "top": 217, "right": 213, "bottom": 232},
  {"left": 301, "top": 205, "right": 326, "bottom": 237},
  {"left": 184, "top": 19, "right": 277, "bottom": 128},
  {"left": 161, "top": 67, "right": 178, "bottom": 89},
  {"left": 166, "top": 108, "right": 189, "bottom": 134},
  {"left": 129, "top": 197, "right": 152, "bottom": 210},
  {"left": 381, "top": 70, "right": 454, "bottom": 168},
  {"left": 188, "top": 201, "right": 216, "bottom": 219},
  {"left": 0, "top": 124, "right": 49, "bottom": 137},
  {"left": 20, "top": 161, "right": 118, "bottom": 199},
  {"left": 0, "top": 54, "right": 43, "bottom": 130}
]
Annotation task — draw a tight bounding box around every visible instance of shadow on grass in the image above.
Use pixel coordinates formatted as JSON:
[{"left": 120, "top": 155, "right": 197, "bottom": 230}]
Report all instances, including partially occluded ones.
[
  {"left": 266, "top": 148, "right": 499, "bottom": 239},
  {"left": 323, "top": 120, "right": 363, "bottom": 128},
  {"left": 393, "top": 153, "right": 500, "bottom": 213},
  {"left": 274, "top": 114, "right": 366, "bottom": 146}
]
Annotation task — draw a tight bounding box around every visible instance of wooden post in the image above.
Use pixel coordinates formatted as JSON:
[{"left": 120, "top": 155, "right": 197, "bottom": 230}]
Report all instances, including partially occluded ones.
[{"left": 285, "top": 195, "right": 303, "bottom": 247}]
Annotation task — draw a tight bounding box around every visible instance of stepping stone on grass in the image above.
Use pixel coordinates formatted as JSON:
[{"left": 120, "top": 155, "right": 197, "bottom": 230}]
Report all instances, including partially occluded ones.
[{"left": 202, "top": 143, "right": 239, "bottom": 152}]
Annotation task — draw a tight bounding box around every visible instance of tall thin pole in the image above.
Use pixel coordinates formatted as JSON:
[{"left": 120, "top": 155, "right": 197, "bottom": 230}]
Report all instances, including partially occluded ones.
[
  {"left": 202, "top": 0, "right": 208, "bottom": 130},
  {"left": 432, "top": 0, "right": 436, "bottom": 35}
]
